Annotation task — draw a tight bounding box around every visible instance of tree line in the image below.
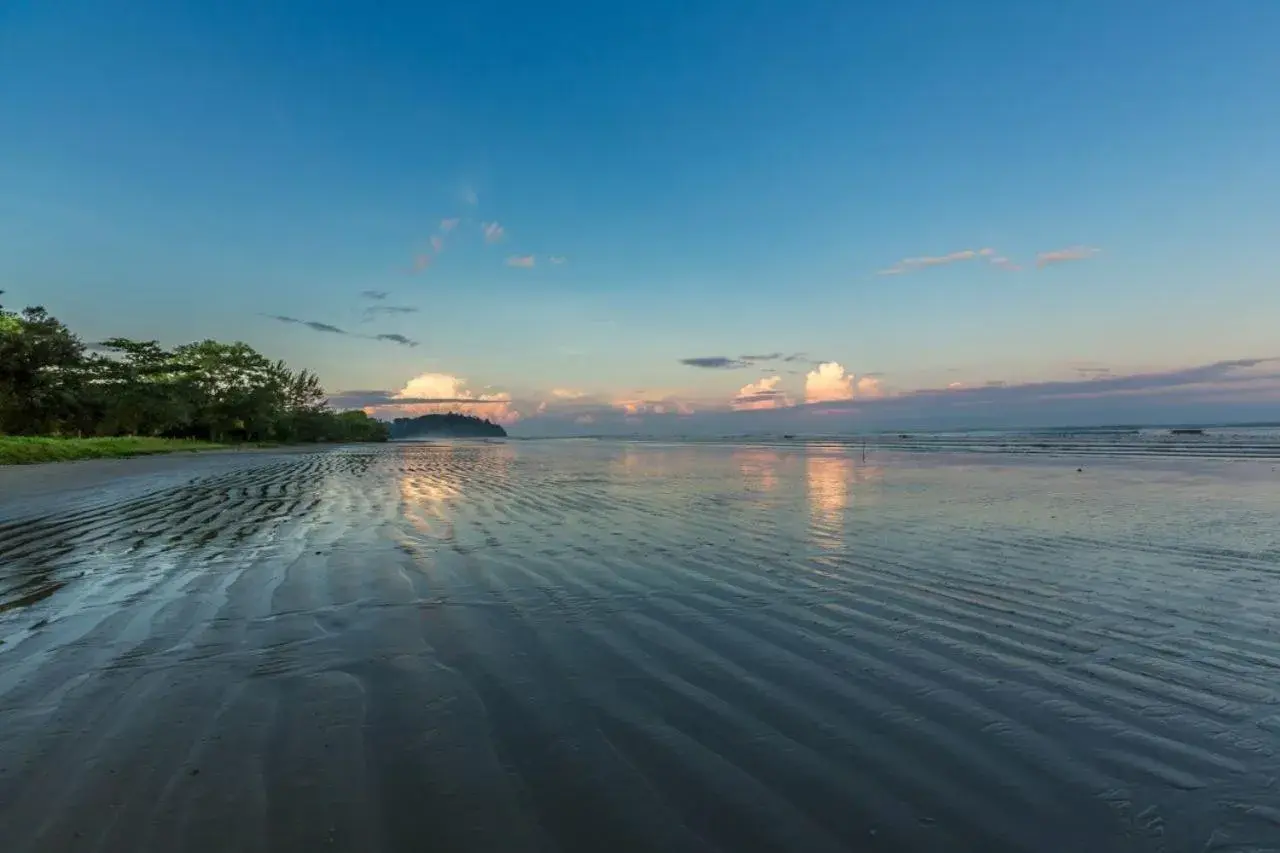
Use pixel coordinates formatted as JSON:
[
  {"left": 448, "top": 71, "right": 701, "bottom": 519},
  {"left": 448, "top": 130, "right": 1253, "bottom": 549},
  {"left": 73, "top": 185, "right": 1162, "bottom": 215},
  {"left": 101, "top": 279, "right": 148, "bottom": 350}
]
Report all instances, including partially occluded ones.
[{"left": 0, "top": 294, "right": 388, "bottom": 443}]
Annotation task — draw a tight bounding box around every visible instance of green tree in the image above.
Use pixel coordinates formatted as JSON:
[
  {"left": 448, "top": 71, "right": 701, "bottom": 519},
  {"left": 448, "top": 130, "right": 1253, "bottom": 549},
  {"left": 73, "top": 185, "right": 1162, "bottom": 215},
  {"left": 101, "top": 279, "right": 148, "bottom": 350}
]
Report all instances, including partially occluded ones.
[{"left": 0, "top": 294, "right": 88, "bottom": 435}]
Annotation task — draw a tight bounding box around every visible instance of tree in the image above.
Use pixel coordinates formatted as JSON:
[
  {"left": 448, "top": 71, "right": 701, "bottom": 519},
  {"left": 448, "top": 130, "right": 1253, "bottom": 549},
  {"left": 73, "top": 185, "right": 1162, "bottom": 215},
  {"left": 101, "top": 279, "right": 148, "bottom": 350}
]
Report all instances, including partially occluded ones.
[
  {"left": 0, "top": 294, "right": 390, "bottom": 444},
  {"left": 0, "top": 295, "right": 87, "bottom": 435}
]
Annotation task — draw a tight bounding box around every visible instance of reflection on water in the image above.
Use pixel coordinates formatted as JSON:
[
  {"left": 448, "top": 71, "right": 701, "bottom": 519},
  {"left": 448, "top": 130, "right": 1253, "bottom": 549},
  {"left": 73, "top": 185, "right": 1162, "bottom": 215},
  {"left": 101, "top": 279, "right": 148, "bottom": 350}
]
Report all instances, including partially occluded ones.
[
  {"left": 735, "top": 447, "right": 780, "bottom": 493},
  {"left": 398, "top": 441, "right": 515, "bottom": 542},
  {"left": 806, "top": 451, "right": 852, "bottom": 546},
  {"left": 805, "top": 449, "right": 884, "bottom": 548}
]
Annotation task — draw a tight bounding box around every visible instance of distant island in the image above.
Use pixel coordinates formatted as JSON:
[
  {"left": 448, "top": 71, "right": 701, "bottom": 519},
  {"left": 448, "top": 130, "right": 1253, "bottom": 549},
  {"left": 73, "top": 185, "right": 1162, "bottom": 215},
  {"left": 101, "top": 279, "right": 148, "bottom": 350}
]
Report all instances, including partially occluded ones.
[{"left": 389, "top": 413, "right": 507, "bottom": 439}]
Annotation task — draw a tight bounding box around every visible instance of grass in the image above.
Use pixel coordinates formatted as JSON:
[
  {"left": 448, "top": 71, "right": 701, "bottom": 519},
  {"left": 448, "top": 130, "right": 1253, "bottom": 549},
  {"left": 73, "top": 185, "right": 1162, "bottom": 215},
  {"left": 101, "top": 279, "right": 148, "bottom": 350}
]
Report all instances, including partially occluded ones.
[{"left": 0, "top": 436, "right": 230, "bottom": 465}]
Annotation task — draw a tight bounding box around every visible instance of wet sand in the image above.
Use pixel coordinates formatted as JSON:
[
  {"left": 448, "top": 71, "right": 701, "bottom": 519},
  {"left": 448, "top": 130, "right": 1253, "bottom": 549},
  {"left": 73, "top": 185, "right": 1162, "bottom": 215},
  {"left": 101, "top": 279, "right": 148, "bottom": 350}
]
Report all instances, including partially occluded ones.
[{"left": 2, "top": 441, "right": 1280, "bottom": 852}]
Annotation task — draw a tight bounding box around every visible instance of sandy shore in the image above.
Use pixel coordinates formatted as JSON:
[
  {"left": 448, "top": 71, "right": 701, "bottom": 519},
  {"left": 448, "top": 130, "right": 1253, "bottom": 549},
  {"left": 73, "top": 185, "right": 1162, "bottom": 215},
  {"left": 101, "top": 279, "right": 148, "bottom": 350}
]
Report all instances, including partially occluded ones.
[{"left": 2, "top": 441, "right": 1279, "bottom": 852}]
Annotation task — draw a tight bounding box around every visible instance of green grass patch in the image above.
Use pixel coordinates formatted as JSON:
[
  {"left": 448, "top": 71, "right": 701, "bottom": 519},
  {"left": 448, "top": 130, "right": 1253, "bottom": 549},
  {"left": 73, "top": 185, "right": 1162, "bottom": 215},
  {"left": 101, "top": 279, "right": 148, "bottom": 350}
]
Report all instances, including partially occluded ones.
[{"left": 0, "top": 436, "right": 230, "bottom": 465}]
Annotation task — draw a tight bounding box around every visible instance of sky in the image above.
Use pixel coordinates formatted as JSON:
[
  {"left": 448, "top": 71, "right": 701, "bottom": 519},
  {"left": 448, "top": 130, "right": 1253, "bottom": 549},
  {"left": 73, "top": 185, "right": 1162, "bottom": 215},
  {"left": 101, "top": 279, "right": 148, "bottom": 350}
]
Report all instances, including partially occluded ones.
[{"left": 2, "top": 0, "right": 1279, "bottom": 435}]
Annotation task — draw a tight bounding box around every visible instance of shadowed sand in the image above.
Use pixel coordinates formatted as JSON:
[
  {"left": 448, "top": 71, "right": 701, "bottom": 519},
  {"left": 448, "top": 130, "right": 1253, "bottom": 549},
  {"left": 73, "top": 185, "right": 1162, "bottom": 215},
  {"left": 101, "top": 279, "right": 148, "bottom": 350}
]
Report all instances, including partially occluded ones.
[{"left": 2, "top": 441, "right": 1280, "bottom": 852}]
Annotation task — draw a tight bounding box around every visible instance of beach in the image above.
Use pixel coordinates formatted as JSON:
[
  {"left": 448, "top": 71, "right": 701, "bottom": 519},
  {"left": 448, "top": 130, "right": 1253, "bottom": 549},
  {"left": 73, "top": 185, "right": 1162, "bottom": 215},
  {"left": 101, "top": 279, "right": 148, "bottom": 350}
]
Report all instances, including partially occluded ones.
[{"left": 2, "top": 440, "right": 1279, "bottom": 852}]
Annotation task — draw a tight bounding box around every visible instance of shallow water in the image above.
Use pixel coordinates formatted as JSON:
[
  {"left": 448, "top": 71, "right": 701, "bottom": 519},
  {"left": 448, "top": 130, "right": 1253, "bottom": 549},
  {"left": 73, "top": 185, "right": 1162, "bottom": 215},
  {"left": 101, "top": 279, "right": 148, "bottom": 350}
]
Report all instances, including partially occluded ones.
[{"left": 2, "top": 441, "right": 1280, "bottom": 852}]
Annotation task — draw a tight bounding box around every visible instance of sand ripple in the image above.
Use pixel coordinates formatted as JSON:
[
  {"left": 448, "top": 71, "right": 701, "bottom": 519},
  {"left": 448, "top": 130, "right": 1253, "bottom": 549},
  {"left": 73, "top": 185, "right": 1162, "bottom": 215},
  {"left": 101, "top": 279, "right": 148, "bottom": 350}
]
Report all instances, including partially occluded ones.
[{"left": 2, "top": 442, "right": 1279, "bottom": 852}]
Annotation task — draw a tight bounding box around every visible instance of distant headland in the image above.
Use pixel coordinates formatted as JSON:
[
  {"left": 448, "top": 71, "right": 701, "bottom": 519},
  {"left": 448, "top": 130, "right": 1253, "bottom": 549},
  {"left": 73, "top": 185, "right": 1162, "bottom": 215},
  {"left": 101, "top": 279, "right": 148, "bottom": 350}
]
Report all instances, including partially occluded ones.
[{"left": 389, "top": 413, "right": 507, "bottom": 439}]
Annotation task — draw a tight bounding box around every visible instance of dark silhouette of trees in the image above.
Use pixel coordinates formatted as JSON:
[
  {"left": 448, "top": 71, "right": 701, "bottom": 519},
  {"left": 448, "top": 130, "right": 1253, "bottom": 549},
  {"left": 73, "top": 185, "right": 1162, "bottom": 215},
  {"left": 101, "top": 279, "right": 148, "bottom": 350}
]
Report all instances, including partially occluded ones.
[
  {"left": 389, "top": 413, "right": 507, "bottom": 438},
  {"left": 0, "top": 293, "right": 388, "bottom": 443}
]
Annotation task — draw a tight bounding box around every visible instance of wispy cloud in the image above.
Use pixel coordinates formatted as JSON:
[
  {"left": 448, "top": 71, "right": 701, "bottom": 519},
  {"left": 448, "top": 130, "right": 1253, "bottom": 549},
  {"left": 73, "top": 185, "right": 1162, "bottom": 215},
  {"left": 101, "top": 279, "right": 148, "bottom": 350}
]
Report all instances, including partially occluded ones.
[
  {"left": 374, "top": 333, "right": 419, "bottom": 347},
  {"left": 878, "top": 248, "right": 996, "bottom": 276},
  {"left": 681, "top": 356, "right": 749, "bottom": 370},
  {"left": 266, "top": 315, "right": 348, "bottom": 335},
  {"left": 461, "top": 187, "right": 478, "bottom": 207},
  {"left": 680, "top": 353, "right": 805, "bottom": 370},
  {"left": 430, "top": 235, "right": 444, "bottom": 252},
  {"left": 551, "top": 388, "right": 587, "bottom": 399},
  {"left": 506, "top": 255, "right": 535, "bottom": 268},
  {"left": 440, "top": 218, "right": 459, "bottom": 233},
  {"left": 360, "top": 290, "right": 388, "bottom": 300},
  {"left": 988, "top": 255, "right": 1020, "bottom": 271},
  {"left": 364, "top": 305, "right": 419, "bottom": 316},
  {"left": 264, "top": 313, "right": 415, "bottom": 345},
  {"left": 549, "top": 255, "right": 567, "bottom": 265},
  {"left": 1036, "top": 246, "right": 1100, "bottom": 267},
  {"left": 483, "top": 221, "right": 505, "bottom": 243},
  {"left": 413, "top": 254, "right": 432, "bottom": 272}
]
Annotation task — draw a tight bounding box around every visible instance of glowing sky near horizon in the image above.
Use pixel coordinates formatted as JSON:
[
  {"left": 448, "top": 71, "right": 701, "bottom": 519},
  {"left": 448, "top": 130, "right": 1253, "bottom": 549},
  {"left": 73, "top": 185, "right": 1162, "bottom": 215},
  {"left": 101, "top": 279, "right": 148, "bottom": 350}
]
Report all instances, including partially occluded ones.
[{"left": 2, "top": 1, "right": 1278, "bottom": 433}]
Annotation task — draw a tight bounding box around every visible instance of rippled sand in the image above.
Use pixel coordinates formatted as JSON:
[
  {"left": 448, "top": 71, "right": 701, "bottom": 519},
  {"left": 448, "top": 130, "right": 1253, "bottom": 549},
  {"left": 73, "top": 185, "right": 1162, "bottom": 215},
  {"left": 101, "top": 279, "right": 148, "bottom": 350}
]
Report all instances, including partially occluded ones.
[{"left": 2, "top": 441, "right": 1280, "bottom": 852}]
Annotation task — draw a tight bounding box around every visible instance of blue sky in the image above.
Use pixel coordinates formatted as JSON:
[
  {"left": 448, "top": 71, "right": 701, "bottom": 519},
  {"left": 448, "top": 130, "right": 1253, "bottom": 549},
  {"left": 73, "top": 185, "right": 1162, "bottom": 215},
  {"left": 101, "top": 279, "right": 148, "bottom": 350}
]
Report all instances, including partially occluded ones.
[{"left": 3, "top": 0, "right": 1279, "bottom": 433}]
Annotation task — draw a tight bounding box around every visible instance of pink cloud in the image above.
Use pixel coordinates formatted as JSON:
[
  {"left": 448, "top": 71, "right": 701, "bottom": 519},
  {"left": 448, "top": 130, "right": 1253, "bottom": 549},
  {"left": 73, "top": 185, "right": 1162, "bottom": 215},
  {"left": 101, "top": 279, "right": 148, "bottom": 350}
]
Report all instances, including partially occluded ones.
[
  {"left": 732, "top": 376, "right": 790, "bottom": 411},
  {"left": 1036, "top": 246, "right": 1100, "bottom": 267},
  {"left": 506, "top": 255, "right": 536, "bottom": 268},
  {"left": 430, "top": 235, "right": 444, "bottom": 252},
  {"left": 440, "top": 218, "right": 459, "bottom": 233},
  {"left": 366, "top": 372, "right": 520, "bottom": 424},
  {"left": 413, "top": 254, "right": 432, "bottom": 272},
  {"left": 878, "top": 248, "right": 993, "bottom": 276}
]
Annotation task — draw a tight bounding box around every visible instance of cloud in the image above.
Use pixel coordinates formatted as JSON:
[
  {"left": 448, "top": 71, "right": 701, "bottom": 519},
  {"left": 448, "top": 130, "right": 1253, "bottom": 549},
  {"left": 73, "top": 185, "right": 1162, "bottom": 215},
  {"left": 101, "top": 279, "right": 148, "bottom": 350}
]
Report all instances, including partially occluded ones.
[
  {"left": 732, "top": 376, "right": 790, "bottom": 411},
  {"left": 364, "top": 305, "right": 418, "bottom": 316},
  {"left": 374, "top": 333, "right": 419, "bottom": 347},
  {"left": 1036, "top": 246, "right": 1100, "bottom": 267},
  {"left": 805, "top": 361, "right": 883, "bottom": 404},
  {"left": 549, "top": 256, "right": 567, "bottom": 265},
  {"left": 878, "top": 248, "right": 996, "bottom": 276},
  {"left": 264, "top": 313, "right": 415, "bottom": 345},
  {"left": 360, "top": 290, "right": 388, "bottom": 300},
  {"left": 440, "top": 218, "right": 459, "bottom": 233},
  {"left": 805, "top": 362, "right": 853, "bottom": 403},
  {"left": 413, "top": 254, "right": 432, "bottom": 272},
  {"left": 461, "top": 187, "right": 478, "bottom": 206},
  {"left": 988, "top": 255, "right": 1021, "bottom": 271},
  {"left": 514, "top": 356, "right": 1280, "bottom": 436},
  {"left": 681, "top": 356, "right": 749, "bottom": 370},
  {"left": 266, "top": 315, "right": 348, "bottom": 335},
  {"left": 430, "top": 235, "right": 444, "bottom": 252},
  {"left": 506, "top": 255, "right": 536, "bottom": 268},
  {"left": 551, "top": 388, "right": 587, "bottom": 399},
  {"left": 483, "top": 221, "right": 505, "bottom": 243},
  {"left": 337, "top": 373, "right": 519, "bottom": 423},
  {"left": 679, "top": 353, "right": 803, "bottom": 370}
]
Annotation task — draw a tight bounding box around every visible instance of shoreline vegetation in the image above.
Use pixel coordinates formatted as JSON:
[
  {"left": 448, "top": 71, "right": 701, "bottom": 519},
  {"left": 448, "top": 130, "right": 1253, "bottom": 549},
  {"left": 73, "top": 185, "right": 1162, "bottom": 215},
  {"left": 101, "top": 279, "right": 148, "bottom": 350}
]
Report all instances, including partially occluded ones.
[
  {"left": 1, "top": 292, "right": 390, "bottom": 465},
  {"left": 0, "top": 436, "right": 233, "bottom": 465}
]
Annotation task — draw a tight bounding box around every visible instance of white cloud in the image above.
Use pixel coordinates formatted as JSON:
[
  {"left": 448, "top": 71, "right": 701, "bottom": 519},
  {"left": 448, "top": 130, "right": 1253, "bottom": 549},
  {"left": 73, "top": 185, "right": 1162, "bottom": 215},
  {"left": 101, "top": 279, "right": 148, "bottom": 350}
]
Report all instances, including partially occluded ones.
[
  {"left": 805, "top": 362, "right": 884, "bottom": 404},
  {"left": 430, "top": 235, "right": 444, "bottom": 252},
  {"left": 1036, "top": 246, "right": 1100, "bottom": 267},
  {"left": 551, "top": 388, "right": 587, "bottom": 399},
  {"left": 440, "top": 218, "right": 459, "bottom": 233},
  {"left": 549, "top": 256, "right": 567, "bottom": 265},
  {"left": 732, "top": 376, "right": 790, "bottom": 411},
  {"left": 461, "top": 187, "right": 478, "bottom": 206},
  {"left": 483, "top": 221, "right": 505, "bottom": 243},
  {"left": 506, "top": 255, "right": 535, "bottom": 268}
]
